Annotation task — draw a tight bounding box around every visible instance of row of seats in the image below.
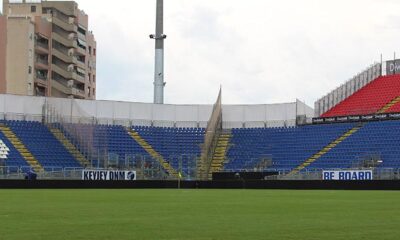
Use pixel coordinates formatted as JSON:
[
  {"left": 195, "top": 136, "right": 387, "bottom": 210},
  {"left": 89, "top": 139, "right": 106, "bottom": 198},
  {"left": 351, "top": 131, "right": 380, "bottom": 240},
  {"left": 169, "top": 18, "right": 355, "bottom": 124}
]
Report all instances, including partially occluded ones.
[
  {"left": 133, "top": 126, "right": 205, "bottom": 171},
  {"left": 312, "top": 121, "right": 400, "bottom": 169},
  {"left": 57, "top": 124, "right": 204, "bottom": 172},
  {"left": 226, "top": 123, "right": 355, "bottom": 171},
  {"left": 226, "top": 120, "right": 400, "bottom": 171},
  {"left": 3, "top": 119, "right": 400, "bottom": 173},
  {"left": 322, "top": 75, "right": 400, "bottom": 117},
  {"left": 7, "top": 121, "right": 82, "bottom": 169},
  {"left": 0, "top": 127, "right": 30, "bottom": 171},
  {"left": 61, "top": 124, "right": 154, "bottom": 168}
]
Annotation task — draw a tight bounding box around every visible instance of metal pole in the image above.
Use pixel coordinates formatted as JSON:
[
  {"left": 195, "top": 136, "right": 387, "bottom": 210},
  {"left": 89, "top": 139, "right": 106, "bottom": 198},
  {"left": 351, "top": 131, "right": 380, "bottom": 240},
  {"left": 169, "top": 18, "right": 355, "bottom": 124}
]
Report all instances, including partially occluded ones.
[{"left": 151, "top": 0, "right": 167, "bottom": 104}]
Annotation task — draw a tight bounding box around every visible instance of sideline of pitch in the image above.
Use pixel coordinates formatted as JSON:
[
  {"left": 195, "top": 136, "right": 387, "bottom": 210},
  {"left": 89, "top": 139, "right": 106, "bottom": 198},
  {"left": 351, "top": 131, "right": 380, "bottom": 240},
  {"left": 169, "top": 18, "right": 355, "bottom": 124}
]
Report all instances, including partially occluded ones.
[{"left": 0, "top": 180, "right": 400, "bottom": 190}]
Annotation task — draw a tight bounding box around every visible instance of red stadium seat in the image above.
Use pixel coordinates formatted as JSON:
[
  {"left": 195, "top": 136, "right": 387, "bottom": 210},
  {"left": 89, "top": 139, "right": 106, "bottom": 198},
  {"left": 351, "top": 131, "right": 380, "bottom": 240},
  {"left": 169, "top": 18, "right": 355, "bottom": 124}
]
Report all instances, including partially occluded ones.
[{"left": 321, "top": 74, "right": 400, "bottom": 117}]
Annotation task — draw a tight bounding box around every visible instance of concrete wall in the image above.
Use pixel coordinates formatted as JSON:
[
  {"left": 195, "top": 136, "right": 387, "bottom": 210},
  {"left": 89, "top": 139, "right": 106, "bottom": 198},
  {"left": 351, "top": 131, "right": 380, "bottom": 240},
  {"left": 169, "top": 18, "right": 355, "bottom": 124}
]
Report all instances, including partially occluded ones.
[
  {"left": 34, "top": 16, "right": 52, "bottom": 38},
  {"left": 5, "top": 17, "right": 35, "bottom": 96},
  {"left": 6, "top": 2, "right": 43, "bottom": 16},
  {"left": 0, "top": 17, "right": 7, "bottom": 94}
]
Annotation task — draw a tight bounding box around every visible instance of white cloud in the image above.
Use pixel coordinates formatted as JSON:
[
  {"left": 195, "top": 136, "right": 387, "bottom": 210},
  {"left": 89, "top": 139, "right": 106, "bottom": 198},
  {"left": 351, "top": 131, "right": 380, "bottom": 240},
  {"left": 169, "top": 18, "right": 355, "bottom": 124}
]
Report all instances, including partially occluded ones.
[{"left": 3, "top": 0, "right": 400, "bottom": 106}]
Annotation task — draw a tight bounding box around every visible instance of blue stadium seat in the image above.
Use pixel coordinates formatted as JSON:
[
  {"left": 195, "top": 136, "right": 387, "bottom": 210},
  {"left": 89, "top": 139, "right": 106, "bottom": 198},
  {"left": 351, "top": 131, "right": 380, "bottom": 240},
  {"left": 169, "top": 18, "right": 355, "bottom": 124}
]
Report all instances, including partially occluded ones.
[
  {"left": 226, "top": 121, "right": 400, "bottom": 172},
  {"left": 132, "top": 126, "right": 205, "bottom": 172},
  {"left": 5, "top": 121, "right": 81, "bottom": 169}
]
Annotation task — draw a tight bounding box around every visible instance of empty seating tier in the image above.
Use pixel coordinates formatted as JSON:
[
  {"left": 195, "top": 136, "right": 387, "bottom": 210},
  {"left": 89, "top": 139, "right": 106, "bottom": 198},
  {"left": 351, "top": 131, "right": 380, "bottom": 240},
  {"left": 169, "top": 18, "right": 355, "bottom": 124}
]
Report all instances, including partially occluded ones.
[
  {"left": 61, "top": 124, "right": 155, "bottom": 168},
  {"left": 322, "top": 75, "right": 400, "bottom": 117},
  {"left": 226, "top": 124, "right": 355, "bottom": 171},
  {"left": 0, "top": 127, "right": 29, "bottom": 172},
  {"left": 311, "top": 121, "right": 400, "bottom": 169},
  {"left": 6, "top": 121, "right": 81, "bottom": 170},
  {"left": 227, "top": 121, "right": 400, "bottom": 172},
  {"left": 132, "top": 126, "right": 205, "bottom": 174}
]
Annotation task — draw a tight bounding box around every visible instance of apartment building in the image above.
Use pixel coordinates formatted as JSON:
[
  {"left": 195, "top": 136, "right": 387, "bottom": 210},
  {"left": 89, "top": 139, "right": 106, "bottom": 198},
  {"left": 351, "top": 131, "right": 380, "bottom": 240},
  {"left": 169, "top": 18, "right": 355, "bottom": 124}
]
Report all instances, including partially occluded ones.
[{"left": 0, "top": 0, "right": 96, "bottom": 99}]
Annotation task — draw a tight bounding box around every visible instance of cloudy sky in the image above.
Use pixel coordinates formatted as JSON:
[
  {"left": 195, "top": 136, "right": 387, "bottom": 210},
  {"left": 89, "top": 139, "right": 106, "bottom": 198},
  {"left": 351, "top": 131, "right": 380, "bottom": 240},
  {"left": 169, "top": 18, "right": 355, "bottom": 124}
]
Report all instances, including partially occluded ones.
[{"left": 2, "top": 0, "right": 400, "bottom": 106}]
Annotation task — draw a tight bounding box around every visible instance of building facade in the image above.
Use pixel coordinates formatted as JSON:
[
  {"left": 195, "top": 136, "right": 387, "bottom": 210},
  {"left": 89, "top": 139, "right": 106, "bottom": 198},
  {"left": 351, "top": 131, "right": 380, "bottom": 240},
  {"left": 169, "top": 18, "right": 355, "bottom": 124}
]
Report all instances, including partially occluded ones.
[{"left": 0, "top": 0, "right": 96, "bottom": 99}]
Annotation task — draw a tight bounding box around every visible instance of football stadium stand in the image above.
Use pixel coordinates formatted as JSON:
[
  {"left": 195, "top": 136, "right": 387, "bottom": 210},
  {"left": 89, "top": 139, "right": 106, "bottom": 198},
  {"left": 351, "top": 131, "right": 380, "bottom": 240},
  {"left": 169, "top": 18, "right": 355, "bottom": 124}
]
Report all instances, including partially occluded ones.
[
  {"left": 225, "top": 120, "right": 400, "bottom": 172},
  {"left": 131, "top": 126, "right": 205, "bottom": 177},
  {"left": 5, "top": 121, "right": 79, "bottom": 170},
  {"left": 59, "top": 123, "right": 156, "bottom": 168},
  {"left": 2, "top": 119, "right": 400, "bottom": 176},
  {"left": 322, "top": 75, "right": 400, "bottom": 117},
  {"left": 0, "top": 120, "right": 204, "bottom": 177},
  {"left": 0, "top": 123, "right": 43, "bottom": 172},
  {"left": 0, "top": 129, "right": 29, "bottom": 172},
  {"left": 308, "top": 121, "right": 400, "bottom": 169},
  {"left": 226, "top": 123, "right": 357, "bottom": 171},
  {"left": 1, "top": 62, "right": 400, "bottom": 180}
]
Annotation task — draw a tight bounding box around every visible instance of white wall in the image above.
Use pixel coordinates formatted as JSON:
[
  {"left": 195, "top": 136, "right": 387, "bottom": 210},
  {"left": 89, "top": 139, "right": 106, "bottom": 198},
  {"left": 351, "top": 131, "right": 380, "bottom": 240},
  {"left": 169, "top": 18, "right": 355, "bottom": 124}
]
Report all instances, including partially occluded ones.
[{"left": 0, "top": 94, "right": 314, "bottom": 129}]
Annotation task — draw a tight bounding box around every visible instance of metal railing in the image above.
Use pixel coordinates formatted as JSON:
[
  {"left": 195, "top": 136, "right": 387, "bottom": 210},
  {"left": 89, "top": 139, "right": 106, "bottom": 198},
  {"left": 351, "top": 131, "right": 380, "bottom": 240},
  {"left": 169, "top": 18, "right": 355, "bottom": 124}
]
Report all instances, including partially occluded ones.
[
  {"left": 2, "top": 167, "right": 397, "bottom": 181},
  {"left": 0, "top": 158, "right": 198, "bottom": 180},
  {"left": 35, "top": 41, "right": 49, "bottom": 50},
  {"left": 219, "top": 168, "right": 400, "bottom": 181}
]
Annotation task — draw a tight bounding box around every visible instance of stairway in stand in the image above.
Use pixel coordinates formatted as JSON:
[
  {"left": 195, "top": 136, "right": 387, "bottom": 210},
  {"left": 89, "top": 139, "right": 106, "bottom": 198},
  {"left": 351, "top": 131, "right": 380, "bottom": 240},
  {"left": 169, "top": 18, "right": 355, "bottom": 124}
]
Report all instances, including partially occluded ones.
[
  {"left": 288, "top": 125, "right": 362, "bottom": 175},
  {"left": 127, "top": 129, "right": 179, "bottom": 179},
  {"left": 377, "top": 96, "right": 400, "bottom": 113},
  {"left": 0, "top": 125, "right": 43, "bottom": 172},
  {"left": 208, "top": 131, "right": 232, "bottom": 179},
  {"left": 48, "top": 126, "right": 91, "bottom": 168}
]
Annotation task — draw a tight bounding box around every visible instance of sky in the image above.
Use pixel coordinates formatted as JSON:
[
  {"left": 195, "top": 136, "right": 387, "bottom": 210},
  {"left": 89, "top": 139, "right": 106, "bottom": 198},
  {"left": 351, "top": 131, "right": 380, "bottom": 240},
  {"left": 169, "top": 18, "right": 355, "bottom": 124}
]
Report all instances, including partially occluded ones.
[{"left": 2, "top": 0, "right": 400, "bottom": 106}]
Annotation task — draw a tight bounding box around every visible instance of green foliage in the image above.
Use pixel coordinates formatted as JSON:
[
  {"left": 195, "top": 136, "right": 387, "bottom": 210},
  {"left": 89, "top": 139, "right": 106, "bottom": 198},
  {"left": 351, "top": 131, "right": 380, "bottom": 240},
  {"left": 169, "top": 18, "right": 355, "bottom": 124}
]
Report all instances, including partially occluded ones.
[{"left": 0, "top": 190, "right": 399, "bottom": 240}]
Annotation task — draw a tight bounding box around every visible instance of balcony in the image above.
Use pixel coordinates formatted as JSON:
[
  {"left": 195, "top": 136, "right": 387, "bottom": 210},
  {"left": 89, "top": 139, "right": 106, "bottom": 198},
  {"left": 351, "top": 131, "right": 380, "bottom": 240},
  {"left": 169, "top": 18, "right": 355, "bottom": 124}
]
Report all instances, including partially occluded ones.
[
  {"left": 75, "top": 38, "right": 87, "bottom": 56},
  {"left": 52, "top": 15, "right": 77, "bottom": 33},
  {"left": 75, "top": 73, "right": 86, "bottom": 84},
  {"left": 43, "top": 2, "right": 78, "bottom": 17},
  {"left": 51, "top": 79, "right": 85, "bottom": 99},
  {"left": 35, "top": 76, "right": 47, "bottom": 87},
  {"left": 35, "top": 41, "right": 49, "bottom": 54},
  {"left": 52, "top": 64, "right": 73, "bottom": 79},
  {"left": 74, "top": 58, "right": 86, "bottom": 69},
  {"left": 77, "top": 32, "right": 86, "bottom": 41},
  {"left": 76, "top": 45, "right": 86, "bottom": 56},
  {"left": 52, "top": 47, "right": 73, "bottom": 64},
  {"left": 52, "top": 31, "right": 76, "bottom": 48},
  {"left": 35, "top": 57, "right": 49, "bottom": 70},
  {"left": 71, "top": 87, "right": 86, "bottom": 99},
  {"left": 35, "top": 74, "right": 48, "bottom": 87},
  {"left": 52, "top": 63, "right": 85, "bottom": 83}
]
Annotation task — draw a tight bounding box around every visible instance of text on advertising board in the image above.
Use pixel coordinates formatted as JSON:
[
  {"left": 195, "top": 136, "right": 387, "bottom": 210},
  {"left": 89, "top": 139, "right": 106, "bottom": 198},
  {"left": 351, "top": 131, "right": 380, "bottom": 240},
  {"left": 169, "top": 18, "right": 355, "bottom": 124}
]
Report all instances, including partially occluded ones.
[
  {"left": 323, "top": 170, "right": 373, "bottom": 180},
  {"left": 82, "top": 170, "right": 136, "bottom": 181}
]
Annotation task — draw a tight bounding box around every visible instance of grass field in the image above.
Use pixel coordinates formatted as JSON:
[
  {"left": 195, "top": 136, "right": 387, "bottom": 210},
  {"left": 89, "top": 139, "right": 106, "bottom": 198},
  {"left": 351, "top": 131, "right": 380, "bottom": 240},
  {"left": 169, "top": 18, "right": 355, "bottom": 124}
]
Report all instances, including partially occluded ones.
[{"left": 0, "top": 190, "right": 399, "bottom": 240}]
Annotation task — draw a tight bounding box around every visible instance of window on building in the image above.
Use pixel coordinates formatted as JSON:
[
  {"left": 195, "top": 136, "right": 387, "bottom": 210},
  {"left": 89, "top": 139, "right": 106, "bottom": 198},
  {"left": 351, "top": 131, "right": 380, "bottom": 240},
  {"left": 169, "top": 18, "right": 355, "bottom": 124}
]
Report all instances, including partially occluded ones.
[
  {"left": 76, "top": 39, "right": 87, "bottom": 50},
  {"left": 78, "top": 27, "right": 86, "bottom": 36},
  {"left": 93, "top": 74, "right": 96, "bottom": 83},
  {"left": 89, "top": 46, "right": 92, "bottom": 55},
  {"left": 28, "top": 66, "right": 32, "bottom": 74},
  {"left": 93, "top": 48, "right": 96, "bottom": 56},
  {"left": 31, "top": 6, "right": 36, "bottom": 13}
]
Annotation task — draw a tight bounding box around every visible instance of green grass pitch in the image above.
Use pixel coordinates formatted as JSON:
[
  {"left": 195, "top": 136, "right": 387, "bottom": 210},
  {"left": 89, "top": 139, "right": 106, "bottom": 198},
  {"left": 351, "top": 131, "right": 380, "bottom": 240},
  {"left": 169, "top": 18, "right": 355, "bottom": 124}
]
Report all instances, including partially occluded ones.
[{"left": 0, "top": 189, "right": 399, "bottom": 240}]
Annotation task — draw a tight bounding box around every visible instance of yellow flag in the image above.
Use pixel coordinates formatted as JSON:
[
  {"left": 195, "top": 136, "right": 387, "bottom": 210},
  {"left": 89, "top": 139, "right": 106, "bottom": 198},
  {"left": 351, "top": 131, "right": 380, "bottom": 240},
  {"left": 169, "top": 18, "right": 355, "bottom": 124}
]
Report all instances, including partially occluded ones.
[{"left": 178, "top": 172, "right": 182, "bottom": 179}]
